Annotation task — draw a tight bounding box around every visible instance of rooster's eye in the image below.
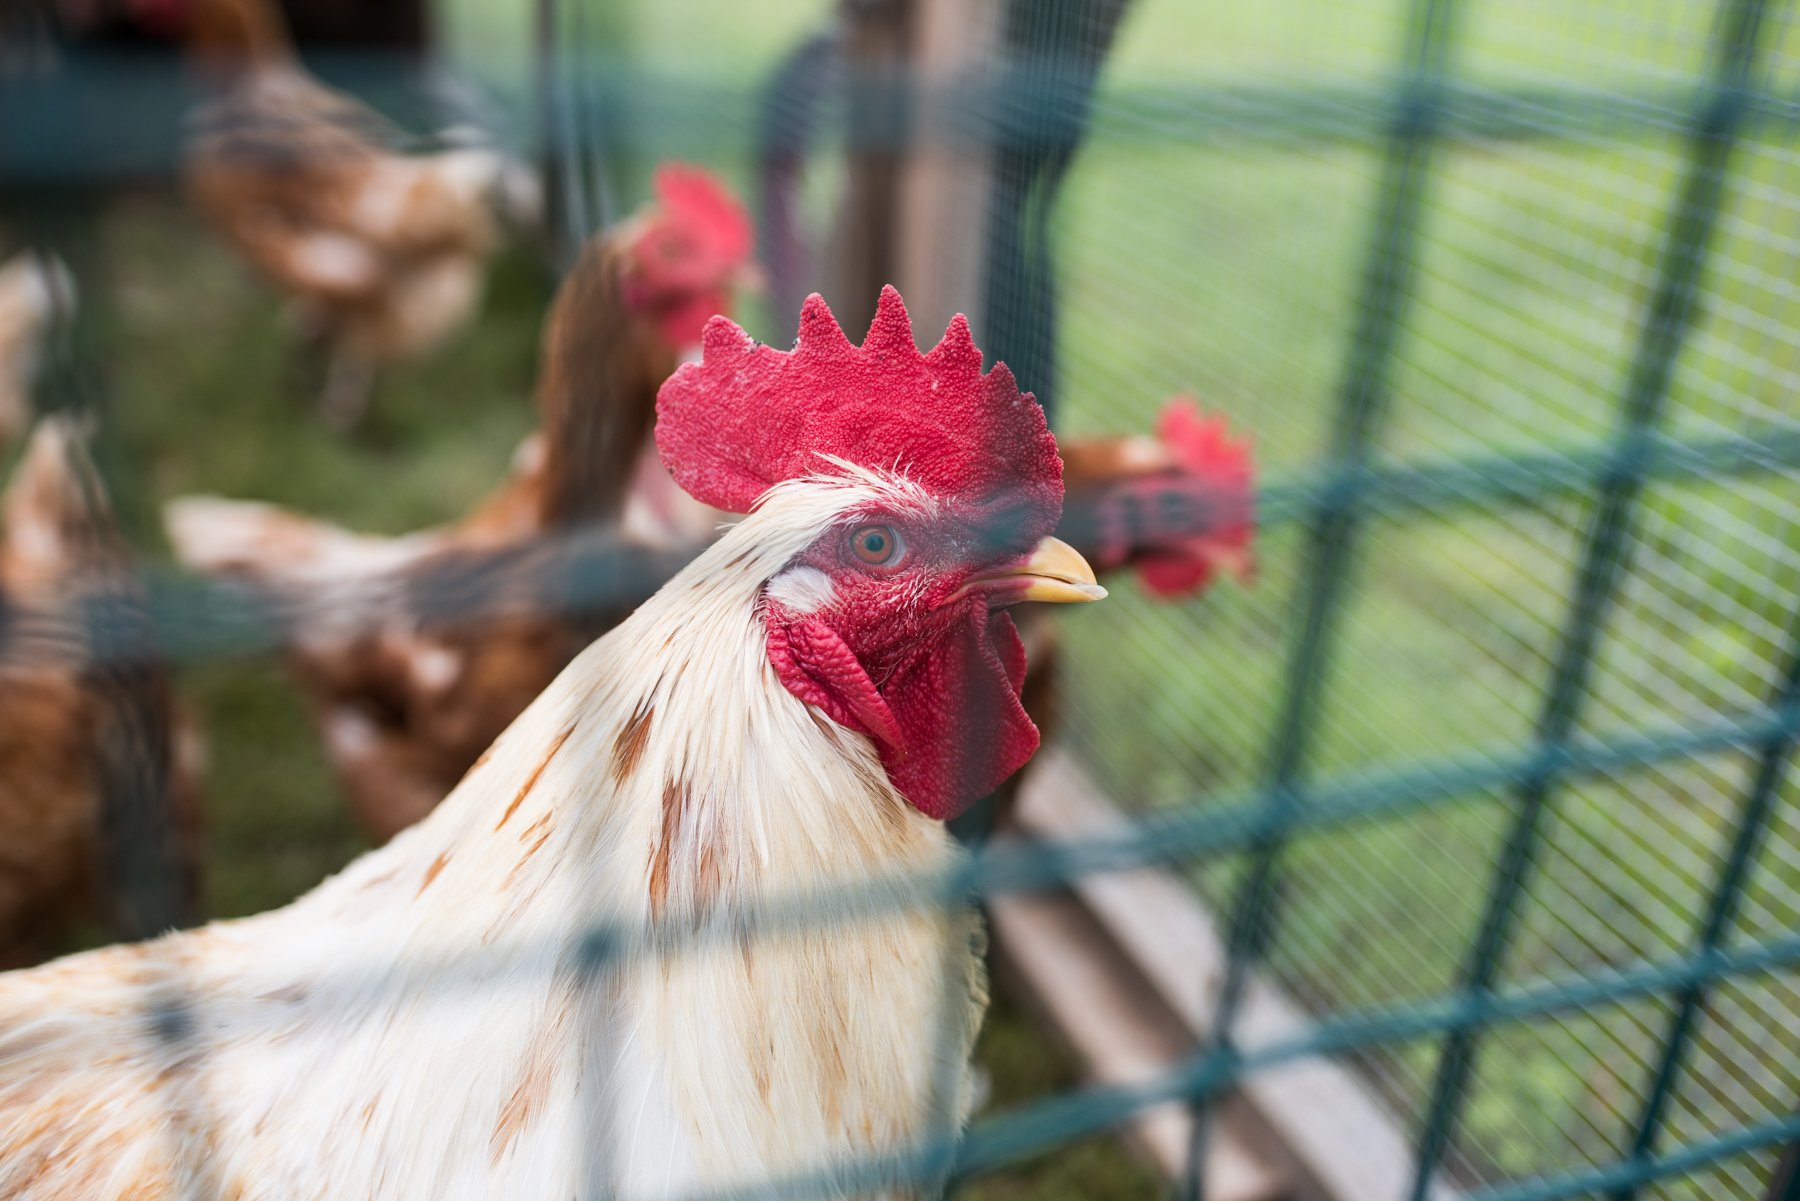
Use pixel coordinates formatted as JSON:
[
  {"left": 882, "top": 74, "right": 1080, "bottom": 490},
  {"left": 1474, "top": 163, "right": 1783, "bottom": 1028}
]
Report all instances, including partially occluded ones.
[{"left": 850, "top": 524, "right": 903, "bottom": 566}]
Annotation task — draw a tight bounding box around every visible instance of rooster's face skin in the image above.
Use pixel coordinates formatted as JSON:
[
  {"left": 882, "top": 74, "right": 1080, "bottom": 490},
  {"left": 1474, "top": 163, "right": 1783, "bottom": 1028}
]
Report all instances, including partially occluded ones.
[{"left": 764, "top": 488, "right": 1102, "bottom": 819}]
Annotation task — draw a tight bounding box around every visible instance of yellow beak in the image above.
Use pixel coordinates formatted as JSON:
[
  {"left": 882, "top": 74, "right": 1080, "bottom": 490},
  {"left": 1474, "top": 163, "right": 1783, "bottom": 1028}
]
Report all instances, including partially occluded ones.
[{"left": 964, "top": 536, "right": 1107, "bottom": 603}]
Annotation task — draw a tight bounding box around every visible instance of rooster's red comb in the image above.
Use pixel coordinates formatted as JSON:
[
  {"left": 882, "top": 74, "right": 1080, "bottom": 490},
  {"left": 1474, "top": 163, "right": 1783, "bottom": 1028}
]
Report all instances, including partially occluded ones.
[{"left": 655, "top": 287, "right": 1063, "bottom": 525}]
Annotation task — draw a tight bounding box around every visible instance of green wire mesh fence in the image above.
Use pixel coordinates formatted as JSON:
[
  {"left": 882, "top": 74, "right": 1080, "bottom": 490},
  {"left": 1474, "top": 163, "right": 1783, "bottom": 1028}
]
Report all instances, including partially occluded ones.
[
  {"left": 1041, "top": 0, "right": 1800, "bottom": 1196},
  {"left": 9, "top": 0, "right": 1800, "bottom": 1196}
]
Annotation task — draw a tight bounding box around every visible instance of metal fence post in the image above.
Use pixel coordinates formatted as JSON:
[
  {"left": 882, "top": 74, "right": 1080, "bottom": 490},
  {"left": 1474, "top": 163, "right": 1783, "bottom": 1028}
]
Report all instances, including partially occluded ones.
[
  {"left": 1407, "top": 1, "right": 1779, "bottom": 1195},
  {"left": 579, "top": 925, "right": 623, "bottom": 1201},
  {"left": 979, "top": 0, "right": 1132, "bottom": 424},
  {"left": 4, "top": 175, "right": 195, "bottom": 943},
  {"left": 539, "top": 0, "right": 619, "bottom": 274},
  {"left": 1768, "top": 1136, "right": 1800, "bottom": 1201}
]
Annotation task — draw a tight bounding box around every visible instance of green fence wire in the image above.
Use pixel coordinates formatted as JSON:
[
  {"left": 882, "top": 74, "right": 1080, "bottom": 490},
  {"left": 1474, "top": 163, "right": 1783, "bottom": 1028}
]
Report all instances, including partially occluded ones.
[
  {"left": 9, "top": 0, "right": 1800, "bottom": 1195},
  {"left": 1015, "top": 0, "right": 1800, "bottom": 1195}
]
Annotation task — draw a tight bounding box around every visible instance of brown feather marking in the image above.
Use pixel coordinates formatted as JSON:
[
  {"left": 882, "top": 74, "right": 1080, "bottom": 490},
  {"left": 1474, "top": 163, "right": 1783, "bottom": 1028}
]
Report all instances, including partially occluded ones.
[
  {"left": 517, "top": 811, "right": 551, "bottom": 842},
  {"left": 696, "top": 833, "right": 720, "bottom": 913},
  {"left": 737, "top": 937, "right": 771, "bottom": 1106},
  {"left": 806, "top": 706, "right": 840, "bottom": 743},
  {"left": 647, "top": 778, "right": 688, "bottom": 917},
  {"left": 645, "top": 776, "right": 724, "bottom": 920},
  {"left": 809, "top": 971, "right": 850, "bottom": 1127},
  {"left": 489, "top": 986, "right": 573, "bottom": 1165},
  {"left": 0, "top": 1016, "right": 181, "bottom": 1197},
  {"left": 609, "top": 702, "right": 654, "bottom": 786},
  {"left": 417, "top": 852, "right": 450, "bottom": 896},
  {"left": 503, "top": 818, "right": 556, "bottom": 889},
  {"left": 868, "top": 776, "right": 912, "bottom": 839},
  {"left": 746, "top": 990, "right": 773, "bottom": 1105},
  {"left": 808, "top": 705, "right": 911, "bottom": 842},
  {"left": 479, "top": 814, "right": 557, "bottom": 941},
  {"left": 495, "top": 723, "right": 576, "bottom": 830}
]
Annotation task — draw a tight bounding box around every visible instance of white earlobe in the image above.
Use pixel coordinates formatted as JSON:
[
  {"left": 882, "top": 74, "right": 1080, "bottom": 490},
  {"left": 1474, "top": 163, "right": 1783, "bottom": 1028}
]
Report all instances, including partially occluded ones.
[{"left": 765, "top": 565, "right": 836, "bottom": 614}]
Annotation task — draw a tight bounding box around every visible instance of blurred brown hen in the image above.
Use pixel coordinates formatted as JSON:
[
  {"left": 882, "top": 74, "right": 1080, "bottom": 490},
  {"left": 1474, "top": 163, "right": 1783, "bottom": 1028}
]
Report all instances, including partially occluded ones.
[
  {"left": 166, "top": 165, "right": 754, "bottom": 843},
  {"left": 0, "top": 419, "right": 202, "bottom": 967},
  {"left": 175, "top": 0, "right": 517, "bottom": 427}
]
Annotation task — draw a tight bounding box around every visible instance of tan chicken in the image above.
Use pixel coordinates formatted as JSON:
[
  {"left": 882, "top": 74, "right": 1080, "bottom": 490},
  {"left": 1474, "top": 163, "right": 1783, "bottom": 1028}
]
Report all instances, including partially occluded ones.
[
  {"left": 0, "top": 418, "right": 202, "bottom": 968},
  {"left": 175, "top": 0, "right": 520, "bottom": 426},
  {"left": 0, "top": 254, "right": 71, "bottom": 449},
  {"left": 0, "top": 286, "right": 1100, "bottom": 1198},
  {"left": 167, "top": 165, "right": 754, "bottom": 842}
]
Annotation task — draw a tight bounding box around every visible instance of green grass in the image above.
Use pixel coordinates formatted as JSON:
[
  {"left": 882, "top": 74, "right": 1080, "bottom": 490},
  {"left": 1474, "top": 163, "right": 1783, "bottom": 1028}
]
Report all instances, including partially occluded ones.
[
  {"left": 180, "top": 660, "right": 372, "bottom": 919},
  {"left": 107, "top": 196, "right": 547, "bottom": 540},
  {"left": 962, "top": 990, "right": 1162, "bottom": 1201}
]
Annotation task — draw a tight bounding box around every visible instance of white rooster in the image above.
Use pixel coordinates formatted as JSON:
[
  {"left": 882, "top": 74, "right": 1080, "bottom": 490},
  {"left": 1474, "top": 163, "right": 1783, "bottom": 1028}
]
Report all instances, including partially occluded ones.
[{"left": 0, "top": 286, "right": 1102, "bottom": 1198}]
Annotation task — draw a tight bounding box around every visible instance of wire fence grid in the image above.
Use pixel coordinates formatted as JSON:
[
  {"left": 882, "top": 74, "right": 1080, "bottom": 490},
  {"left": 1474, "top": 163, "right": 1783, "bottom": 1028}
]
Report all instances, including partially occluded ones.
[{"left": 8, "top": 0, "right": 1800, "bottom": 1196}]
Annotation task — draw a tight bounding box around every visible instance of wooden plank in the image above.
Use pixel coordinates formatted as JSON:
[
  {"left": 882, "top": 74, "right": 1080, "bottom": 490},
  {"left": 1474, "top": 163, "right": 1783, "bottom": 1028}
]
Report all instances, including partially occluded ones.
[
  {"left": 825, "top": 0, "right": 912, "bottom": 338},
  {"left": 893, "top": 0, "right": 1001, "bottom": 346},
  {"left": 1010, "top": 747, "right": 1455, "bottom": 1201},
  {"left": 988, "top": 885, "right": 1288, "bottom": 1201}
]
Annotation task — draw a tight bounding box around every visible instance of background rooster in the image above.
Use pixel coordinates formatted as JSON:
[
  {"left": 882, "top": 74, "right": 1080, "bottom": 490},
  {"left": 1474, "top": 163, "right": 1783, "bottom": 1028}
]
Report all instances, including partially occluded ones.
[
  {"left": 0, "top": 286, "right": 1100, "bottom": 1197},
  {"left": 172, "top": 0, "right": 524, "bottom": 427},
  {"left": 0, "top": 418, "right": 202, "bottom": 968},
  {"left": 166, "top": 165, "right": 753, "bottom": 842},
  {"left": 963, "top": 398, "right": 1257, "bottom": 835},
  {"left": 1059, "top": 397, "right": 1256, "bottom": 600}
]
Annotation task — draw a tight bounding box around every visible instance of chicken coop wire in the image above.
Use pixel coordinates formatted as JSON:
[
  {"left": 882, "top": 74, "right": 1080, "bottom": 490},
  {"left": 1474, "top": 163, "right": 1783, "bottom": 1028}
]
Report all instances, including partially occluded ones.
[
  {"left": 1033, "top": 0, "right": 1800, "bottom": 1195},
  {"left": 10, "top": 0, "right": 1800, "bottom": 1195}
]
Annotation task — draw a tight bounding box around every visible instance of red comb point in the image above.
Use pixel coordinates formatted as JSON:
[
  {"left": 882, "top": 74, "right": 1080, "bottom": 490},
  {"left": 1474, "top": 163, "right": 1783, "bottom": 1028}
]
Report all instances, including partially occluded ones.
[
  {"left": 863, "top": 285, "right": 921, "bottom": 357},
  {"left": 656, "top": 287, "right": 1063, "bottom": 528},
  {"left": 928, "top": 313, "right": 984, "bottom": 375},
  {"left": 796, "top": 292, "right": 856, "bottom": 358}
]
